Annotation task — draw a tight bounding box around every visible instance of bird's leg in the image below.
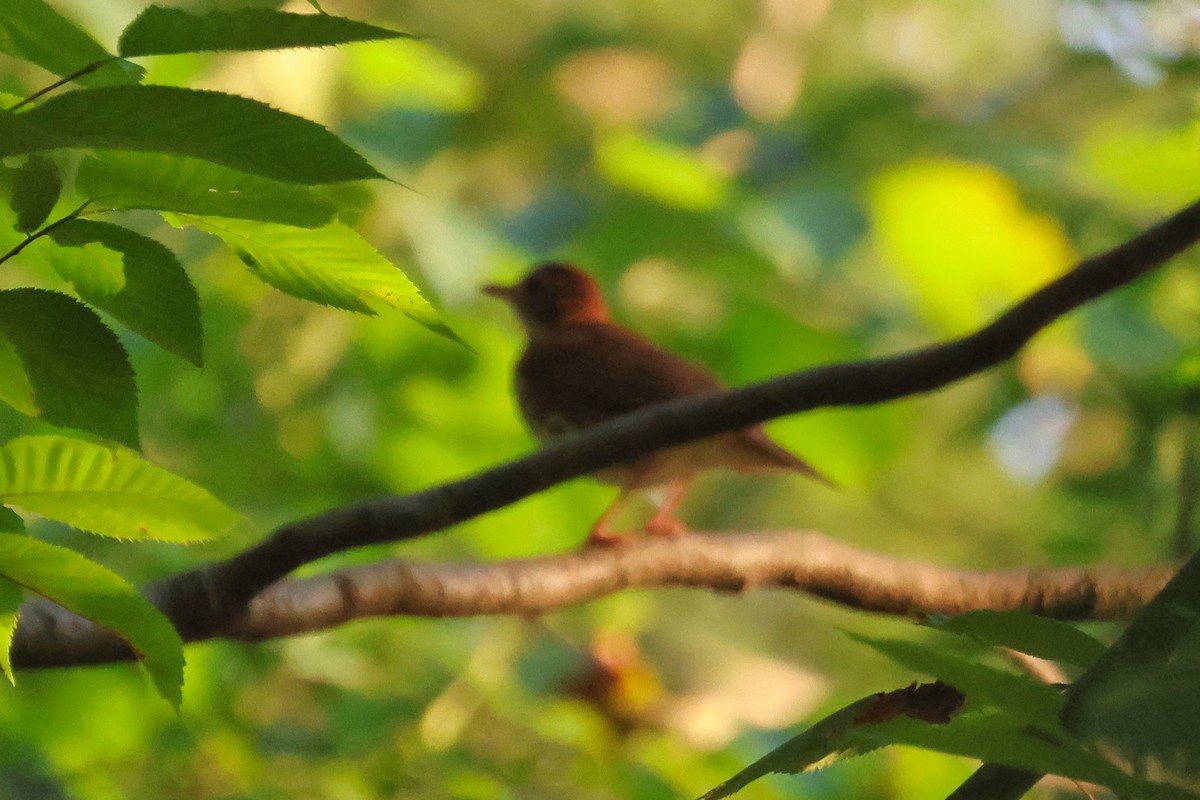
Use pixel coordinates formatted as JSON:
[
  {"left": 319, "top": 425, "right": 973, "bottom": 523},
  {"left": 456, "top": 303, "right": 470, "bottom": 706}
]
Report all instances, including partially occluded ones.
[
  {"left": 586, "top": 490, "right": 635, "bottom": 548},
  {"left": 644, "top": 479, "right": 690, "bottom": 537}
]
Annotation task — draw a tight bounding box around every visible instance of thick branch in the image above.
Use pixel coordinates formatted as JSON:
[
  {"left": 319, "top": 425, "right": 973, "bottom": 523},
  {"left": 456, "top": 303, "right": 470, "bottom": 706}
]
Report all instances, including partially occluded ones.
[
  {"left": 10, "top": 197, "right": 1200, "bottom": 668},
  {"left": 12, "top": 531, "right": 1176, "bottom": 667}
]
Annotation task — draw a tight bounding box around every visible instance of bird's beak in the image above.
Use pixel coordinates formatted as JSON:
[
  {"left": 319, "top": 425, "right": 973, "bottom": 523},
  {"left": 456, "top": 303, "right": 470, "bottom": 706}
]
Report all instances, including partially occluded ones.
[{"left": 482, "top": 283, "right": 517, "bottom": 304}]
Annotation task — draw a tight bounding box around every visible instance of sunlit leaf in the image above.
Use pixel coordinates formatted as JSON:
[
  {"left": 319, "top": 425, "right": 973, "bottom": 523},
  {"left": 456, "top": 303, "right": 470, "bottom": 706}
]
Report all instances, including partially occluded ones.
[
  {"left": 931, "top": 610, "right": 1107, "bottom": 669},
  {"left": 27, "top": 229, "right": 126, "bottom": 294},
  {"left": 119, "top": 6, "right": 414, "bottom": 56},
  {"left": 77, "top": 152, "right": 359, "bottom": 228},
  {"left": 0, "top": 576, "right": 21, "bottom": 684},
  {"left": 0, "top": 532, "right": 184, "bottom": 707},
  {"left": 173, "top": 214, "right": 465, "bottom": 344},
  {"left": 0, "top": 435, "right": 241, "bottom": 543},
  {"left": 0, "top": 86, "right": 383, "bottom": 184},
  {"left": 10, "top": 155, "right": 60, "bottom": 232},
  {"left": 44, "top": 219, "right": 203, "bottom": 366},
  {"left": 0, "top": 0, "right": 141, "bottom": 88},
  {"left": 0, "top": 289, "right": 138, "bottom": 448}
]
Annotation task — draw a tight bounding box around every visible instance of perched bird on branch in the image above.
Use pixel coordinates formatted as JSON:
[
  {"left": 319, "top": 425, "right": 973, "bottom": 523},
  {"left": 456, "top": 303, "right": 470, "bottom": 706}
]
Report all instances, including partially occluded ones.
[{"left": 485, "top": 262, "right": 832, "bottom": 546}]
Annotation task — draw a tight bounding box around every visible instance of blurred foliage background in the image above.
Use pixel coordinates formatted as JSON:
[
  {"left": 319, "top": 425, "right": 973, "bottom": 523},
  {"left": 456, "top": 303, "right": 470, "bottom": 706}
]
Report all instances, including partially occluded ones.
[{"left": 3, "top": 0, "right": 1200, "bottom": 797}]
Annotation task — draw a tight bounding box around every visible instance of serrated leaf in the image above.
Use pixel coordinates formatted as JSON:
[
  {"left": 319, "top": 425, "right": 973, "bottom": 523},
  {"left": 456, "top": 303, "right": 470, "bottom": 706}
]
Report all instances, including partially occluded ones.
[
  {"left": 0, "top": 435, "right": 240, "bottom": 543},
  {"left": 699, "top": 696, "right": 881, "bottom": 799},
  {"left": 0, "top": 532, "right": 183, "bottom": 707},
  {"left": 0, "top": 0, "right": 141, "bottom": 88},
  {"left": 77, "top": 152, "right": 356, "bottom": 228},
  {"left": 0, "top": 334, "right": 36, "bottom": 416},
  {"left": 0, "top": 576, "right": 21, "bottom": 684},
  {"left": 29, "top": 232, "right": 126, "bottom": 294},
  {"left": 119, "top": 6, "right": 414, "bottom": 57},
  {"left": 848, "top": 712, "right": 1196, "bottom": 800},
  {"left": 848, "top": 632, "right": 1065, "bottom": 729},
  {"left": 0, "top": 289, "right": 138, "bottom": 447},
  {"left": 44, "top": 220, "right": 203, "bottom": 366},
  {"left": 703, "top": 699, "right": 1192, "bottom": 800},
  {"left": 10, "top": 155, "right": 60, "bottom": 232},
  {"left": 174, "top": 214, "right": 465, "bottom": 344},
  {"left": 1064, "top": 554, "right": 1200, "bottom": 793},
  {"left": 932, "top": 610, "right": 1107, "bottom": 669},
  {"left": 0, "top": 86, "right": 383, "bottom": 184}
]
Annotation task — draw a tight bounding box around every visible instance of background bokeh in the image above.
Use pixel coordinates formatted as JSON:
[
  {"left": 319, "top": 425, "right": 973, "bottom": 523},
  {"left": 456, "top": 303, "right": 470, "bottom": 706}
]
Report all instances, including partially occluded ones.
[{"left": 2, "top": 0, "right": 1200, "bottom": 797}]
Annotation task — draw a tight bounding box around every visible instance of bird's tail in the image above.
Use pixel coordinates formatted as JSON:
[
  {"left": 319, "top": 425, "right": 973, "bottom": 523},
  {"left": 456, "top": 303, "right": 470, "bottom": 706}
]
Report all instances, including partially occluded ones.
[{"left": 731, "top": 427, "right": 839, "bottom": 490}]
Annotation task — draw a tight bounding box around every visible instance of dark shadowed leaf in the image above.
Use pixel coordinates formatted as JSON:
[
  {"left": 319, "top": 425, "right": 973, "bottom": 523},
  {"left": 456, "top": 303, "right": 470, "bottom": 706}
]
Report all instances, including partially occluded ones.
[
  {"left": 10, "top": 155, "right": 60, "bottom": 232},
  {"left": 45, "top": 219, "right": 203, "bottom": 365},
  {"left": 0, "top": 0, "right": 141, "bottom": 88},
  {"left": 119, "top": 6, "right": 414, "bottom": 57},
  {"left": 932, "top": 610, "right": 1107, "bottom": 669},
  {"left": 0, "top": 86, "right": 383, "bottom": 184},
  {"left": 0, "top": 289, "right": 138, "bottom": 447}
]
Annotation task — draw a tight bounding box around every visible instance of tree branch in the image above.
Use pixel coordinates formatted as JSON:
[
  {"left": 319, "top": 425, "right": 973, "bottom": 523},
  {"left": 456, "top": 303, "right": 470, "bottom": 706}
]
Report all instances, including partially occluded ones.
[
  {"left": 9, "top": 196, "right": 1200, "bottom": 669},
  {"left": 12, "top": 531, "right": 1176, "bottom": 667}
]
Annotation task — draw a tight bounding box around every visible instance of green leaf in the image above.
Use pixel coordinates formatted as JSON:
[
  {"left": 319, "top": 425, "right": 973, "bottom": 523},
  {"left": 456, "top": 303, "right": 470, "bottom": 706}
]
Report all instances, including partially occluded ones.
[
  {"left": 0, "top": 334, "right": 36, "bottom": 416},
  {"left": 44, "top": 219, "right": 204, "bottom": 366},
  {"left": 77, "top": 152, "right": 356, "bottom": 228},
  {"left": 848, "top": 632, "right": 1065, "bottom": 729},
  {"left": 700, "top": 693, "right": 893, "bottom": 800},
  {"left": 0, "top": 576, "right": 21, "bottom": 684},
  {"left": 174, "top": 215, "right": 465, "bottom": 344},
  {"left": 0, "top": 506, "right": 23, "bottom": 533},
  {"left": 0, "top": 86, "right": 383, "bottom": 184},
  {"left": 0, "top": 289, "right": 138, "bottom": 447},
  {"left": 28, "top": 227, "right": 126, "bottom": 294},
  {"left": 119, "top": 6, "right": 414, "bottom": 57},
  {"left": 931, "top": 610, "right": 1107, "bottom": 669},
  {"left": 702, "top": 695, "right": 1193, "bottom": 800},
  {"left": 0, "top": 532, "right": 184, "bottom": 708},
  {"left": 10, "top": 155, "right": 60, "bottom": 232},
  {"left": 850, "top": 712, "right": 1196, "bottom": 800},
  {"left": 0, "top": 435, "right": 241, "bottom": 543},
  {"left": 0, "top": 0, "right": 141, "bottom": 88},
  {"left": 1064, "top": 552, "right": 1200, "bottom": 794}
]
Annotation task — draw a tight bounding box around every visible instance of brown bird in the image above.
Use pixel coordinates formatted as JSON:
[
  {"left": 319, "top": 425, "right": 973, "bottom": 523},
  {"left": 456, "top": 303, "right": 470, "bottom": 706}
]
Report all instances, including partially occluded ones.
[{"left": 485, "top": 262, "right": 832, "bottom": 545}]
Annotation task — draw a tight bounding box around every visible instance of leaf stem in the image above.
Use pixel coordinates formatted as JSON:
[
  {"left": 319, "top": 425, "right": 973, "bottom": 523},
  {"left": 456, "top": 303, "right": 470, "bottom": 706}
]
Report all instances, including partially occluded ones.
[
  {"left": 0, "top": 202, "right": 92, "bottom": 266},
  {"left": 7, "top": 59, "right": 118, "bottom": 111}
]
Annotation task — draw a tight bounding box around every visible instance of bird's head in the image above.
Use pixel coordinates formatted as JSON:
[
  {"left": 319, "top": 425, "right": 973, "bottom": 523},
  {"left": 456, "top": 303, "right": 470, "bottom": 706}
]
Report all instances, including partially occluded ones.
[{"left": 484, "top": 262, "right": 611, "bottom": 334}]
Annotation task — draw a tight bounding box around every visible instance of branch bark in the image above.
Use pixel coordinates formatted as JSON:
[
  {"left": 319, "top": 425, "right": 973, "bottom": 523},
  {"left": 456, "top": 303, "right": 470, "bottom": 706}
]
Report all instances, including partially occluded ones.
[
  {"left": 12, "top": 531, "right": 1177, "bottom": 667},
  {"left": 10, "top": 196, "right": 1200, "bottom": 669}
]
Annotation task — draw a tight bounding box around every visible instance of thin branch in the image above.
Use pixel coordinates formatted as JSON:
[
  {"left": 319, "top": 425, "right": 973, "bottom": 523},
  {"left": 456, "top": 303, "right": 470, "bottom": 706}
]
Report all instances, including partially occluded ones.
[
  {"left": 0, "top": 202, "right": 91, "bottom": 266},
  {"left": 7, "top": 59, "right": 116, "bottom": 111},
  {"left": 10, "top": 531, "right": 1177, "bottom": 668}
]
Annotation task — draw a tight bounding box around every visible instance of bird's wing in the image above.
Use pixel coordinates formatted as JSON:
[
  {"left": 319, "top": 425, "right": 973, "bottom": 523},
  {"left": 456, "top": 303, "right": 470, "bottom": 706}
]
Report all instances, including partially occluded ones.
[{"left": 515, "top": 322, "right": 722, "bottom": 439}]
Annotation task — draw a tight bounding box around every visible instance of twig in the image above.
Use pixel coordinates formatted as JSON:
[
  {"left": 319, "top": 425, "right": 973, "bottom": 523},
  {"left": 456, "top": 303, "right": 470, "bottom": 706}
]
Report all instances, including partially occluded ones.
[
  {"left": 0, "top": 202, "right": 92, "bottom": 266},
  {"left": 7, "top": 59, "right": 117, "bottom": 111}
]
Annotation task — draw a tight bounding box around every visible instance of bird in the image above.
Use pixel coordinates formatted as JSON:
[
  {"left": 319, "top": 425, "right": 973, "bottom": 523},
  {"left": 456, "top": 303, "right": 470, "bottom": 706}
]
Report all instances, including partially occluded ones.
[{"left": 484, "top": 262, "right": 832, "bottom": 546}]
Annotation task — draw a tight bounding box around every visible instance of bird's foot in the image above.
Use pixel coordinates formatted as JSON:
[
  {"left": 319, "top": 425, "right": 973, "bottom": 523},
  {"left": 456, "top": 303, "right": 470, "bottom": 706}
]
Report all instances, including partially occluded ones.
[
  {"left": 644, "top": 516, "right": 688, "bottom": 538},
  {"left": 583, "top": 528, "right": 629, "bottom": 549}
]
